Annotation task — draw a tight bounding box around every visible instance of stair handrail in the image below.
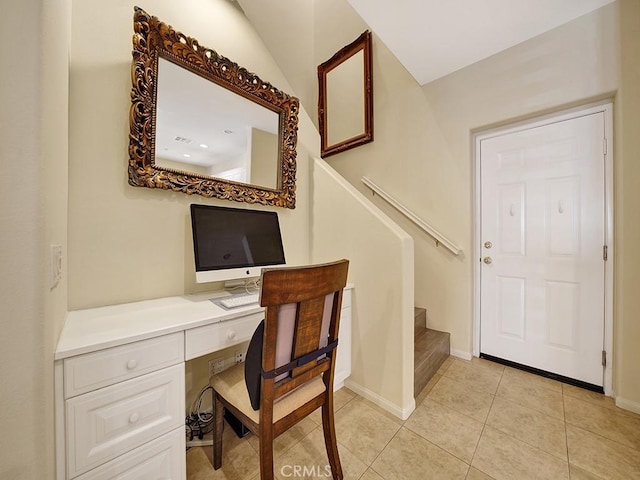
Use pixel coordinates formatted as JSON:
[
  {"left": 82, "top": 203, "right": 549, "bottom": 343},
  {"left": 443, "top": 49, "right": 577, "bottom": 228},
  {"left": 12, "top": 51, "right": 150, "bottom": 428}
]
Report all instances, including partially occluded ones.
[{"left": 361, "top": 176, "right": 462, "bottom": 256}]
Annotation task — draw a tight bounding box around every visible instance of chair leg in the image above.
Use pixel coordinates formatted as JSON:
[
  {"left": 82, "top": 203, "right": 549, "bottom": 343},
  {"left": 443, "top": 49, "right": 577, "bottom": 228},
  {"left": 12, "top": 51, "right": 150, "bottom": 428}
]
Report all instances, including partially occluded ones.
[
  {"left": 213, "top": 393, "right": 224, "bottom": 470},
  {"left": 321, "top": 399, "right": 343, "bottom": 480},
  {"left": 259, "top": 425, "right": 275, "bottom": 480}
]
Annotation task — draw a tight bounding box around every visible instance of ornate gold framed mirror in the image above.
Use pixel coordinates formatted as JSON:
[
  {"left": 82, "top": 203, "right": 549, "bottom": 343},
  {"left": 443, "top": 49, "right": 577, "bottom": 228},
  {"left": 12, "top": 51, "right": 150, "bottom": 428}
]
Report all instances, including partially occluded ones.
[
  {"left": 129, "top": 7, "right": 299, "bottom": 208},
  {"left": 318, "top": 31, "right": 373, "bottom": 158}
]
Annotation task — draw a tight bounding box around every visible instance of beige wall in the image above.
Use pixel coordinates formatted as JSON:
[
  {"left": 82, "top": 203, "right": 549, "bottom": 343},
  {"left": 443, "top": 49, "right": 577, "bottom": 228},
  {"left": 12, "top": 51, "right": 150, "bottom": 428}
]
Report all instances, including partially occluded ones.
[
  {"left": 305, "top": 0, "right": 478, "bottom": 356},
  {"left": 68, "top": 0, "right": 316, "bottom": 310},
  {"left": 421, "top": 1, "right": 640, "bottom": 409},
  {"left": 614, "top": 0, "right": 640, "bottom": 411},
  {"left": 241, "top": 0, "right": 419, "bottom": 415},
  {"left": 3, "top": 7, "right": 636, "bottom": 478},
  {"left": 308, "top": 2, "right": 625, "bottom": 363},
  {"left": 242, "top": 0, "right": 640, "bottom": 408},
  {"left": 312, "top": 159, "right": 415, "bottom": 417},
  {"left": 67, "top": 0, "right": 326, "bottom": 429},
  {"left": 0, "top": 0, "right": 70, "bottom": 478},
  {"left": 422, "top": 4, "right": 619, "bottom": 353},
  {"left": 313, "top": 0, "right": 640, "bottom": 407},
  {"left": 250, "top": 128, "right": 279, "bottom": 187},
  {"left": 239, "top": 1, "right": 316, "bottom": 125}
]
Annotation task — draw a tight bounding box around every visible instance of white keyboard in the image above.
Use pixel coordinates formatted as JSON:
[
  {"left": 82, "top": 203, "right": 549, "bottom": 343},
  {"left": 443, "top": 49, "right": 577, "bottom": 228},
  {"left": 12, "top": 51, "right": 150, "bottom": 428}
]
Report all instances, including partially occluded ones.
[{"left": 219, "top": 293, "right": 259, "bottom": 309}]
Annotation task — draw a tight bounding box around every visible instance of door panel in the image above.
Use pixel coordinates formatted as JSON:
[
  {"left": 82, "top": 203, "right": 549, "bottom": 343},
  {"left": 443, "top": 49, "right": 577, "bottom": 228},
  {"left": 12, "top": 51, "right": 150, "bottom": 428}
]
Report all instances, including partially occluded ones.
[
  {"left": 498, "top": 183, "right": 525, "bottom": 255},
  {"left": 480, "top": 112, "right": 605, "bottom": 386},
  {"left": 496, "top": 276, "right": 525, "bottom": 339}
]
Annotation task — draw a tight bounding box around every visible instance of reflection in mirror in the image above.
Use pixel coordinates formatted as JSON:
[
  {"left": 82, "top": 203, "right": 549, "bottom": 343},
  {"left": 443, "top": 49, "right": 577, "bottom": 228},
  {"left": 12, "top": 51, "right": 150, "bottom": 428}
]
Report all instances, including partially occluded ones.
[
  {"left": 318, "top": 31, "right": 373, "bottom": 158},
  {"left": 155, "top": 58, "right": 279, "bottom": 189},
  {"left": 129, "top": 7, "right": 299, "bottom": 208}
]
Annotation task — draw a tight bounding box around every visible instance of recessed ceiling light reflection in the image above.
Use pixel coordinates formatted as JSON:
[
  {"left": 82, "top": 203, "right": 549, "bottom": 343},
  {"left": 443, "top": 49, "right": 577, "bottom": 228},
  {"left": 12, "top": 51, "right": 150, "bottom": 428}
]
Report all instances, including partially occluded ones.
[
  {"left": 183, "top": 154, "right": 191, "bottom": 158},
  {"left": 199, "top": 144, "right": 209, "bottom": 149}
]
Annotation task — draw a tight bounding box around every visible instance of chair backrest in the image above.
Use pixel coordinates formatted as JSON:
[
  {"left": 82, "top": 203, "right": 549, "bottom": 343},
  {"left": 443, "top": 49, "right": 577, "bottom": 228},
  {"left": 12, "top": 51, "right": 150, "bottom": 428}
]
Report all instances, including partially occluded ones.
[{"left": 258, "top": 259, "right": 349, "bottom": 404}]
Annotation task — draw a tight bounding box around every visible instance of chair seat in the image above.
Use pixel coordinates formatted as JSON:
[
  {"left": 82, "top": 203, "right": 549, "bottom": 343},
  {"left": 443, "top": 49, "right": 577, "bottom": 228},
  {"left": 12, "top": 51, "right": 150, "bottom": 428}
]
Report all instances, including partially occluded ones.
[{"left": 210, "top": 363, "right": 326, "bottom": 424}]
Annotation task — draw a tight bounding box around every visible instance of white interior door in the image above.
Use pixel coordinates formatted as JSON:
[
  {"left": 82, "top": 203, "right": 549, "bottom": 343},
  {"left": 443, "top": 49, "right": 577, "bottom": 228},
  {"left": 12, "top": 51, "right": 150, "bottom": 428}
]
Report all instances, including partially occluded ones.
[{"left": 479, "top": 111, "right": 606, "bottom": 387}]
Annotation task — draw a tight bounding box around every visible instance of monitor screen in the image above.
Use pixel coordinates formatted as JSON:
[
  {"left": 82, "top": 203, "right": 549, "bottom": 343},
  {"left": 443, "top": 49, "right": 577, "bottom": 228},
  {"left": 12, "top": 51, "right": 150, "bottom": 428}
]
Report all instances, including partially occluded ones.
[{"left": 190, "top": 204, "right": 286, "bottom": 283}]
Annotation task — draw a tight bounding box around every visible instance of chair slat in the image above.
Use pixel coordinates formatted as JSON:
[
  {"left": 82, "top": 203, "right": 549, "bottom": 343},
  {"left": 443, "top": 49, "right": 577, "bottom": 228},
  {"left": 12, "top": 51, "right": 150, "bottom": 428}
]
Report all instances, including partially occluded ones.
[
  {"left": 291, "top": 297, "right": 325, "bottom": 377},
  {"left": 274, "top": 360, "right": 330, "bottom": 398}
]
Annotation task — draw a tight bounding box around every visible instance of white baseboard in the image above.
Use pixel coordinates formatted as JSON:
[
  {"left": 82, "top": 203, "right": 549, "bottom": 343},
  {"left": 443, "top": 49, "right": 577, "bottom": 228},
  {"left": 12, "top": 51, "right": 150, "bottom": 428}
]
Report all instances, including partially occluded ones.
[
  {"left": 344, "top": 379, "right": 415, "bottom": 420},
  {"left": 615, "top": 396, "right": 640, "bottom": 415},
  {"left": 450, "top": 349, "right": 472, "bottom": 361}
]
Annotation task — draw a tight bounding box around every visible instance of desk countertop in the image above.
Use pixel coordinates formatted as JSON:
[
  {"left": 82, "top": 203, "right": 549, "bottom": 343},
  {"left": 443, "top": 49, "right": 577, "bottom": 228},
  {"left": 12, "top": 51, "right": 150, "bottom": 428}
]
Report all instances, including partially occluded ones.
[{"left": 55, "top": 292, "right": 263, "bottom": 360}]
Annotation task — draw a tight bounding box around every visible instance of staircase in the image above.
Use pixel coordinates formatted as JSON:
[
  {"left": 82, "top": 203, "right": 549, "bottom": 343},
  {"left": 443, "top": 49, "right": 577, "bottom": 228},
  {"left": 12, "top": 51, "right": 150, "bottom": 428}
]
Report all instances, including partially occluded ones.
[{"left": 414, "top": 307, "right": 450, "bottom": 396}]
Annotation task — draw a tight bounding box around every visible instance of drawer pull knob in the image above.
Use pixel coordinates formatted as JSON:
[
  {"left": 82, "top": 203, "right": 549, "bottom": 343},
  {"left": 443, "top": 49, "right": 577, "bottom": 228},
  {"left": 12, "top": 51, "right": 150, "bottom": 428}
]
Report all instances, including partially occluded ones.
[
  {"left": 126, "top": 359, "right": 138, "bottom": 370},
  {"left": 129, "top": 412, "right": 140, "bottom": 424},
  {"left": 227, "top": 331, "right": 236, "bottom": 340}
]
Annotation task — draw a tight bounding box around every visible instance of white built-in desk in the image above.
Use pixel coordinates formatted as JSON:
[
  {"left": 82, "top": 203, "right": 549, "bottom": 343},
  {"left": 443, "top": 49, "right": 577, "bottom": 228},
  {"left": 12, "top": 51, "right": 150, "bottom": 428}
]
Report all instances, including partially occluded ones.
[{"left": 54, "top": 287, "right": 352, "bottom": 480}]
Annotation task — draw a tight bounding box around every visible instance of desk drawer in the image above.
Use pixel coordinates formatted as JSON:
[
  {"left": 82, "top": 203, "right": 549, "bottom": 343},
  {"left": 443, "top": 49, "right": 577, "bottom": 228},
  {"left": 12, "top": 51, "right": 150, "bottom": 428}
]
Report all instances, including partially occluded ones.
[
  {"left": 64, "top": 333, "right": 184, "bottom": 398},
  {"left": 74, "top": 427, "right": 185, "bottom": 480},
  {"left": 185, "top": 313, "right": 263, "bottom": 360},
  {"left": 66, "top": 363, "right": 184, "bottom": 478}
]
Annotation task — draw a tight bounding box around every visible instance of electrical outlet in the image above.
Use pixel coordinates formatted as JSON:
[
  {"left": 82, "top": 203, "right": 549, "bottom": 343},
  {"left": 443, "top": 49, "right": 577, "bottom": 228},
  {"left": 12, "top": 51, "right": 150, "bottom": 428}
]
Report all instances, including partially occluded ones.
[
  {"left": 50, "top": 244, "right": 62, "bottom": 289},
  {"left": 235, "top": 351, "right": 245, "bottom": 364},
  {"left": 209, "top": 357, "right": 225, "bottom": 376}
]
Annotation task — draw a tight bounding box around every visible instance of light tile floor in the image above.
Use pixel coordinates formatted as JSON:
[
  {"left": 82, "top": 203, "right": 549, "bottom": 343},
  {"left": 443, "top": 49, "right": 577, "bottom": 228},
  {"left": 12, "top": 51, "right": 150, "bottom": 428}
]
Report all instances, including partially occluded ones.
[{"left": 187, "top": 357, "right": 640, "bottom": 479}]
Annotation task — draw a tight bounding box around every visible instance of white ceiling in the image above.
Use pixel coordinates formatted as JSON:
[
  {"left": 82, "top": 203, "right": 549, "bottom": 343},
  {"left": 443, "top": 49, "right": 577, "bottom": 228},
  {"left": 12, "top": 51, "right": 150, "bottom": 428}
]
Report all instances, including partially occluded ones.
[{"left": 346, "top": 0, "right": 615, "bottom": 85}]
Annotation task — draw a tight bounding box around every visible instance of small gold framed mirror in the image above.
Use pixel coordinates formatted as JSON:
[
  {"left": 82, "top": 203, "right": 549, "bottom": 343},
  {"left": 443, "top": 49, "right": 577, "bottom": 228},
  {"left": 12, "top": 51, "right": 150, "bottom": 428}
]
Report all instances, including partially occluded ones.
[{"left": 317, "top": 31, "right": 373, "bottom": 158}]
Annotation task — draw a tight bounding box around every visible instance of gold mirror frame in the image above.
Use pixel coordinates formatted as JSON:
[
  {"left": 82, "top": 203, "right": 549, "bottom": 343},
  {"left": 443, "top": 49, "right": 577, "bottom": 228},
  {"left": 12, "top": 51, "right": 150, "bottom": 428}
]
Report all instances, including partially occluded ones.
[
  {"left": 129, "top": 7, "right": 299, "bottom": 208},
  {"left": 318, "top": 31, "right": 373, "bottom": 158}
]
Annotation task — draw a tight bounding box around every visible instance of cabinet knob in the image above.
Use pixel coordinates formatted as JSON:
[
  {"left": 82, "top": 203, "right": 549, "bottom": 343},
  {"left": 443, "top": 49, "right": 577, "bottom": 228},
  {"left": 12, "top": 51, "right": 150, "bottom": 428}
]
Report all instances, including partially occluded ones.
[
  {"left": 126, "top": 359, "right": 138, "bottom": 370},
  {"left": 227, "top": 331, "right": 236, "bottom": 340},
  {"left": 129, "top": 412, "right": 140, "bottom": 424},
  {"left": 483, "top": 257, "right": 493, "bottom": 264}
]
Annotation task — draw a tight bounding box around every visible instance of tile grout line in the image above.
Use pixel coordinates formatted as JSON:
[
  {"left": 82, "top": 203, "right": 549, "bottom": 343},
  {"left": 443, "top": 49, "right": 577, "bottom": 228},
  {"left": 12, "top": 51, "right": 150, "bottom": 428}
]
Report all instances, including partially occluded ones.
[
  {"left": 562, "top": 387, "right": 572, "bottom": 479},
  {"left": 563, "top": 390, "right": 640, "bottom": 454},
  {"left": 465, "top": 365, "right": 504, "bottom": 480},
  {"left": 350, "top": 376, "right": 428, "bottom": 478},
  {"left": 332, "top": 394, "right": 405, "bottom": 478},
  {"left": 363, "top": 424, "right": 402, "bottom": 478},
  {"left": 425, "top": 358, "right": 511, "bottom": 476},
  {"left": 566, "top": 420, "right": 640, "bottom": 454},
  {"left": 410, "top": 370, "right": 493, "bottom": 469},
  {"left": 193, "top": 363, "right": 640, "bottom": 480}
]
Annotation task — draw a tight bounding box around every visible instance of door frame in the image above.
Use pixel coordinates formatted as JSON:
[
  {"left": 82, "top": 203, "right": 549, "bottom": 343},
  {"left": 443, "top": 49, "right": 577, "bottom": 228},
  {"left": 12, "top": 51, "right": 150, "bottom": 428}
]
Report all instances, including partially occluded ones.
[{"left": 472, "top": 101, "right": 614, "bottom": 395}]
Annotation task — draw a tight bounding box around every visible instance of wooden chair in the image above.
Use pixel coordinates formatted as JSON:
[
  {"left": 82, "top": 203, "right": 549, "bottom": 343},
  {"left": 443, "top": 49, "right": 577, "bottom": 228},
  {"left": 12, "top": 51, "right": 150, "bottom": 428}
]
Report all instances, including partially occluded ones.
[{"left": 210, "top": 259, "right": 349, "bottom": 480}]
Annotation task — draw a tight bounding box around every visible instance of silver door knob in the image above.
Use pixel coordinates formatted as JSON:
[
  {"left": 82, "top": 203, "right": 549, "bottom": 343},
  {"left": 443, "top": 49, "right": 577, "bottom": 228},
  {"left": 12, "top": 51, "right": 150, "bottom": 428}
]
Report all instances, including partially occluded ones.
[
  {"left": 484, "top": 241, "right": 492, "bottom": 249},
  {"left": 483, "top": 257, "right": 492, "bottom": 264}
]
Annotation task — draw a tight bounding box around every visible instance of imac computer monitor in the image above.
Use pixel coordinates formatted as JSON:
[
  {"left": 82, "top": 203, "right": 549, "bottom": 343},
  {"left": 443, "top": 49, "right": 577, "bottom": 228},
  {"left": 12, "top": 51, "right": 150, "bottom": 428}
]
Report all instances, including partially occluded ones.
[{"left": 190, "top": 204, "right": 286, "bottom": 283}]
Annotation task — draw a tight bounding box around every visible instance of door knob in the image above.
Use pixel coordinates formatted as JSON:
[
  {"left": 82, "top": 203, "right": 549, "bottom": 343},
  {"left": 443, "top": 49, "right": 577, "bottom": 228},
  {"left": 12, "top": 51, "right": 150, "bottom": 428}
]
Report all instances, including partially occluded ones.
[
  {"left": 483, "top": 257, "right": 492, "bottom": 264},
  {"left": 484, "top": 241, "right": 492, "bottom": 249}
]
